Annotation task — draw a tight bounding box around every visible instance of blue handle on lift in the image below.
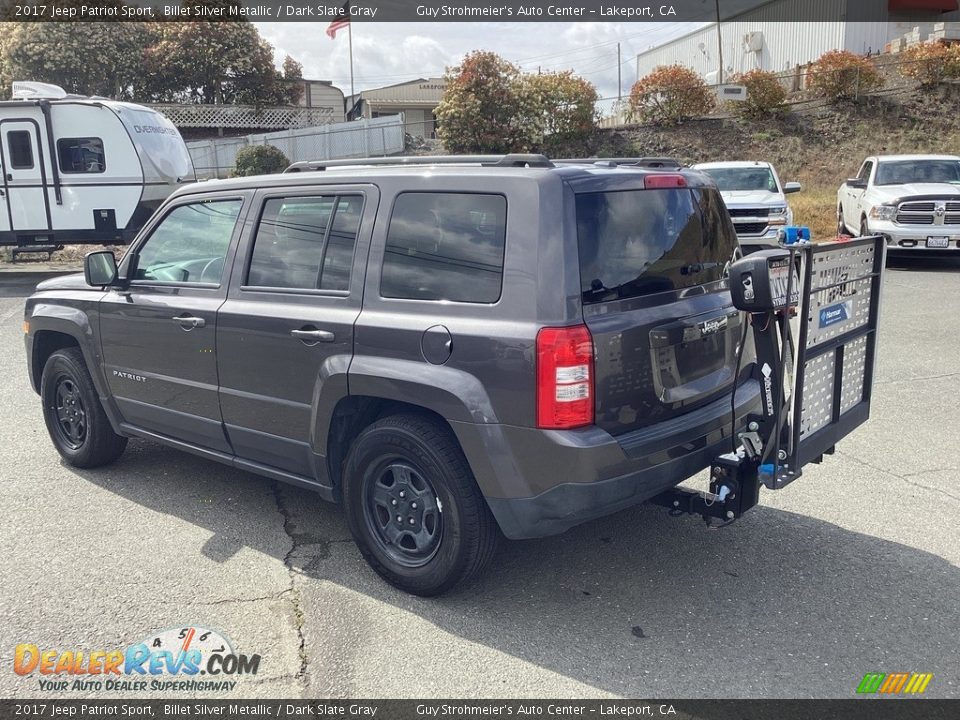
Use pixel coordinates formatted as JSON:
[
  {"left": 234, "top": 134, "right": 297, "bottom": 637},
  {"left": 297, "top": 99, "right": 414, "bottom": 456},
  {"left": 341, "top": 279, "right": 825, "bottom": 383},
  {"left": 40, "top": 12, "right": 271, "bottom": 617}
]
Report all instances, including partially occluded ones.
[{"left": 778, "top": 226, "right": 811, "bottom": 245}]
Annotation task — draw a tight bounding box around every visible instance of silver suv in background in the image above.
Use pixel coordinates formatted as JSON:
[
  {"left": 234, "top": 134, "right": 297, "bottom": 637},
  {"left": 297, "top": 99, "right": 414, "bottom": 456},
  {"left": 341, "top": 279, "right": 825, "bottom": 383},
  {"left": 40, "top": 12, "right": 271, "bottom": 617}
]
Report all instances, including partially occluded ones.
[{"left": 693, "top": 161, "right": 801, "bottom": 251}]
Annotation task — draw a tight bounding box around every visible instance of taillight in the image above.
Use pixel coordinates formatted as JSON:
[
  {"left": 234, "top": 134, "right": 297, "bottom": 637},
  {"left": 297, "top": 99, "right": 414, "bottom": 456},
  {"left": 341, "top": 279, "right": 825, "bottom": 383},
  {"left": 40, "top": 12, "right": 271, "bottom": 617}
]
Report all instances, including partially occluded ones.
[
  {"left": 644, "top": 174, "right": 687, "bottom": 189},
  {"left": 536, "top": 325, "right": 594, "bottom": 429}
]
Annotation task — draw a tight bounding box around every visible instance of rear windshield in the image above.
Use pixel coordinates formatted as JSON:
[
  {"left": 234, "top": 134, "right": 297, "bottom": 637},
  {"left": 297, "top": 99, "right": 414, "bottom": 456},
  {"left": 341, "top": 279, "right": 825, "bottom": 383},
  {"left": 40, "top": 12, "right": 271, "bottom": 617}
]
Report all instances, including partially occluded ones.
[
  {"left": 699, "top": 167, "right": 778, "bottom": 193},
  {"left": 576, "top": 188, "right": 739, "bottom": 304}
]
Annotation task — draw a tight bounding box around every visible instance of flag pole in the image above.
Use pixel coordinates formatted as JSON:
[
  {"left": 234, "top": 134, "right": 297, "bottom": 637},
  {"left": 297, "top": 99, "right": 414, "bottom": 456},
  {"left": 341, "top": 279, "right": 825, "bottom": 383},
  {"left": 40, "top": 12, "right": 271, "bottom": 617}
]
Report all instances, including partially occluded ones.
[{"left": 348, "top": 20, "right": 355, "bottom": 102}]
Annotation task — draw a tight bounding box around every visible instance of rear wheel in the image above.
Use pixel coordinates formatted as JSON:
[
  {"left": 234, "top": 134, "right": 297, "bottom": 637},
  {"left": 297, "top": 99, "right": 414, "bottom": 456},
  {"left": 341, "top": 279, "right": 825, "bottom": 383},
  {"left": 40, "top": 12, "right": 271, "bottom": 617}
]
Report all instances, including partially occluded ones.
[
  {"left": 40, "top": 348, "right": 127, "bottom": 468},
  {"left": 342, "top": 413, "right": 499, "bottom": 596}
]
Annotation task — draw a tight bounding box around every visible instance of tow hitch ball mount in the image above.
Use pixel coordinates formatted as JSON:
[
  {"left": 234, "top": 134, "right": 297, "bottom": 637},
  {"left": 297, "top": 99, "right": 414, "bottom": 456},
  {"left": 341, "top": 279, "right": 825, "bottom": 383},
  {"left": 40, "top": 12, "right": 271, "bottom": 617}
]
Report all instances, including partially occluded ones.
[{"left": 652, "top": 236, "right": 885, "bottom": 527}]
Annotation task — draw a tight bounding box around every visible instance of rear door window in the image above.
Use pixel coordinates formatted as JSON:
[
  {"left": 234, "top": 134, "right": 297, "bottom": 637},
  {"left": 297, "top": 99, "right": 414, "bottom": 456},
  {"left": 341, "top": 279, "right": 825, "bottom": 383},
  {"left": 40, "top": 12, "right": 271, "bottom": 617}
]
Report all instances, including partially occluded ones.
[
  {"left": 380, "top": 192, "right": 507, "bottom": 303},
  {"left": 246, "top": 194, "right": 363, "bottom": 291},
  {"left": 576, "top": 188, "right": 738, "bottom": 304}
]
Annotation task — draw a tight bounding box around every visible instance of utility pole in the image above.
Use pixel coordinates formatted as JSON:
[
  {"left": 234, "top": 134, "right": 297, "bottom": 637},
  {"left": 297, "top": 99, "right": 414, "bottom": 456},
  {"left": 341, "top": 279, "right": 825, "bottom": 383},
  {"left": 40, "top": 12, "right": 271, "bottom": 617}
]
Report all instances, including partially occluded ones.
[
  {"left": 617, "top": 42, "right": 622, "bottom": 100},
  {"left": 715, "top": 0, "right": 723, "bottom": 85}
]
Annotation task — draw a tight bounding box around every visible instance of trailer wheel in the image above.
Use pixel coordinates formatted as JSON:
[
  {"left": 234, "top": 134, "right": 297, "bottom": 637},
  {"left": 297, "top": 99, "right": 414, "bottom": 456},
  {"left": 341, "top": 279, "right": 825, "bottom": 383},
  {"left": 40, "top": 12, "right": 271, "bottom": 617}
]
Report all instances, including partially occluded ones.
[{"left": 40, "top": 348, "right": 127, "bottom": 468}]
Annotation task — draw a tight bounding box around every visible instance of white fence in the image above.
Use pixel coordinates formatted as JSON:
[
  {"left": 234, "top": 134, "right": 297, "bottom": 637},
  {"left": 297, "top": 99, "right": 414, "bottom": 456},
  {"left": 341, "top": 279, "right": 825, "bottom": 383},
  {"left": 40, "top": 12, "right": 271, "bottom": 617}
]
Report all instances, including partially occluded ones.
[{"left": 187, "top": 115, "right": 406, "bottom": 178}]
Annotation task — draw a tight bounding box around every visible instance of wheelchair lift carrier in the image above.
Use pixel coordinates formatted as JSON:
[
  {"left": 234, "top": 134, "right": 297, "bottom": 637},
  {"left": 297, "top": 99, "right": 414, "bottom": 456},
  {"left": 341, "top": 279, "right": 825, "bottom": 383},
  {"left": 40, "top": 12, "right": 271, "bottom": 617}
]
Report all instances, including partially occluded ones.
[{"left": 651, "top": 235, "right": 886, "bottom": 525}]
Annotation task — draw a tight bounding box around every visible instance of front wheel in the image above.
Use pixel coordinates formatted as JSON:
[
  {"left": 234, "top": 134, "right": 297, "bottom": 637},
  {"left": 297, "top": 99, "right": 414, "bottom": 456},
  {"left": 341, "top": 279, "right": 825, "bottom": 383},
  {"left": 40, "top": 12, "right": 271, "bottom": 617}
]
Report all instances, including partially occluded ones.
[
  {"left": 342, "top": 413, "right": 500, "bottom": 596},
  {"left": 837, "top": 207, "right": 847, "bottom": 236},
  {"left": 860, "top": 217, "right": 870, "bottom": 238},
  {"left": 40, "top": 347, "right": 127, "bottom": 468}
]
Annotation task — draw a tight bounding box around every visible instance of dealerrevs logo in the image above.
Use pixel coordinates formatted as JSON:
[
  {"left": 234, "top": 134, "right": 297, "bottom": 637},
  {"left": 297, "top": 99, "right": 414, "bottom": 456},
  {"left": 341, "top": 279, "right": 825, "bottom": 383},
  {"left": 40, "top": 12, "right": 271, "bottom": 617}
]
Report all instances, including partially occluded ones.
[{"left": 14, "top": 626, "right": 260, "bottom": 693}]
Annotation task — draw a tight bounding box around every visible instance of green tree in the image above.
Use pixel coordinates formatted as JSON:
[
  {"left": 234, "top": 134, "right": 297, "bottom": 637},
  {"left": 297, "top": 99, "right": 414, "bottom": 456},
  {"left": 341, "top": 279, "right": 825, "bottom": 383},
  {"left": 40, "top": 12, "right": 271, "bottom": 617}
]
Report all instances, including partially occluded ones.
[
  {"left": 435, "top": 51, "right": 525, "bottom": 153},
  {"left": 516, "top": 70, "right": 599, "bottom": 151},
  {"left": 0, "top": 20, "right": 154, "bottom": 100},
  {"left": 436, "top": 52, "right": 598, "bottom": 154}
]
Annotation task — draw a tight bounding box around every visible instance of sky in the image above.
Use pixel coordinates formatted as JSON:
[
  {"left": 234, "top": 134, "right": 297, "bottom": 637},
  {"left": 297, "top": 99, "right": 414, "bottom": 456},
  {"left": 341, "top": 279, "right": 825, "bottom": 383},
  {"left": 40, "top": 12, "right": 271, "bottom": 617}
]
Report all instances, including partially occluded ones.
[{"left": 256, "top": 22, "right": 705, "bottom": 104}]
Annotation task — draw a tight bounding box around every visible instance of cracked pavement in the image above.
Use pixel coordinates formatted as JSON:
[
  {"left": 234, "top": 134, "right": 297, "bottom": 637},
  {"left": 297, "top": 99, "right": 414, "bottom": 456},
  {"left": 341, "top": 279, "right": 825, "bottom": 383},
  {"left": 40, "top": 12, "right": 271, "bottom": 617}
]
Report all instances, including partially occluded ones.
[{"left": 0, "top": 255, "right": 958, "bottom": 699}]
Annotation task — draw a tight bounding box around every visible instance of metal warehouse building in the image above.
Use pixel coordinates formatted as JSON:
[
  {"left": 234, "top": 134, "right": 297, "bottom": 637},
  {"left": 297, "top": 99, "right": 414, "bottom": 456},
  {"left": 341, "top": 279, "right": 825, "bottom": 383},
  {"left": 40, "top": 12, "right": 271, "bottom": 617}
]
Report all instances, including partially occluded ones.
[
  {"left": 346, "top": 78, "right": 447, "bottom": 139},
  {"left": 636, "top": 0, "right": 960, "bottom": 83}
]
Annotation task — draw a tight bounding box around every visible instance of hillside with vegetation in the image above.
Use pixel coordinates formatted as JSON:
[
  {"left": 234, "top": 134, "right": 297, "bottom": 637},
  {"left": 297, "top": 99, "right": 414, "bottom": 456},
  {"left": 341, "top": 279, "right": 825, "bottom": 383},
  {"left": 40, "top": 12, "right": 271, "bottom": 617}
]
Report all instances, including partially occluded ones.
[{"left": 559, "top": 85, "right": 960, "bottom": 239}]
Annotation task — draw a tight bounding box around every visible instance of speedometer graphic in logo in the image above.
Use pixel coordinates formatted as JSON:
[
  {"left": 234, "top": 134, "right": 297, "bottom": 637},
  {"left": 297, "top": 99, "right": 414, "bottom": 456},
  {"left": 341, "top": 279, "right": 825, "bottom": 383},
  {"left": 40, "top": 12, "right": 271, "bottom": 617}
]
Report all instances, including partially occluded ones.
[{"left": 135, "top": 626, "right": 233, "bottom": 658}]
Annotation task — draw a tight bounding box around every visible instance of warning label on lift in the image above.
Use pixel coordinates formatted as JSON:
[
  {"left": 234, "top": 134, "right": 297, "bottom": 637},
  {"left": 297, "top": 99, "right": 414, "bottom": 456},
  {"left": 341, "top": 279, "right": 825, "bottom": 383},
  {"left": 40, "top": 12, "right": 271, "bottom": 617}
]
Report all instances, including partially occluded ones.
[{"left": 819, "top": 301, "right": 851, "bottom": 328}]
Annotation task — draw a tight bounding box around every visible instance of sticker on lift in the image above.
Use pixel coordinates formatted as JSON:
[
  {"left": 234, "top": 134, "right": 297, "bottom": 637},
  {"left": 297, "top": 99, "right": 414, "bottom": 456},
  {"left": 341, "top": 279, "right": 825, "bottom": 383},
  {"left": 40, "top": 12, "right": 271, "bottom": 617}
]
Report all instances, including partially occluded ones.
[{"left": 819, "top": 301, "right": 851, "bottom": 328}]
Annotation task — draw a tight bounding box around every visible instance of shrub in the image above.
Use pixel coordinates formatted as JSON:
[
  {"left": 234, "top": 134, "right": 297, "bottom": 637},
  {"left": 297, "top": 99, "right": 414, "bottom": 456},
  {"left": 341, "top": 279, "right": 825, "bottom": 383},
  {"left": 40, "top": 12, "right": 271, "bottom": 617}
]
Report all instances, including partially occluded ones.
[
  {"left": 516, "top": 70, "right": 599, "bottom": 152},
  {"left": 729, "top": 69, "right": 787, "bottom": 119},
  {"left": 628, "top": 64, "right": 715, "bottom": 125},
  {"left": 435, "top": 51, "right": 524, "bottom": 153},
  {"left": 807, "top": 50, "right": 882, "bottom": 100},
  {"left": 899, "top": 41, "right": 960, "bottom": 87},
  {"left": 436, "top": 52, "right": 598, "bottom": 153},
  {"left": 233, "top": 145, "right": 289, "bottom": 176}
]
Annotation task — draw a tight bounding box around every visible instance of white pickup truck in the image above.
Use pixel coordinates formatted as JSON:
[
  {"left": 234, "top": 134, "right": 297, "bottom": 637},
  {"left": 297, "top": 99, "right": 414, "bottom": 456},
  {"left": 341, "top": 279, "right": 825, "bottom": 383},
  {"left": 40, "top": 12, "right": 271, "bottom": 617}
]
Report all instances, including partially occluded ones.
[
  {"left": 838, "top": 154, "right": 960, "bottom": 252},
  {"left": 692, "top": 161, "right": 801, "bottom": 251}
]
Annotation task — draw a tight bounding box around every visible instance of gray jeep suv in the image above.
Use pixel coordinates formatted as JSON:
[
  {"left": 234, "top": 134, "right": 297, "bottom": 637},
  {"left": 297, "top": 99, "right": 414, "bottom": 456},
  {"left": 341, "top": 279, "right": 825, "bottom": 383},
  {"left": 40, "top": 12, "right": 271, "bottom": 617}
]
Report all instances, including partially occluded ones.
[{"left": 24, "top": 155, "right": 759, "bottom": 595}]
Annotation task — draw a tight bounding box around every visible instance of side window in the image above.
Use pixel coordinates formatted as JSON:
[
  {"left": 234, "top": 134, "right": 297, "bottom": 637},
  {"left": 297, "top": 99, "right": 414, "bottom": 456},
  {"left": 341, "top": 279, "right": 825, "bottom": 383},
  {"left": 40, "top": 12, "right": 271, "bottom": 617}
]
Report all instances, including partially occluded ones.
[
  {"left": 133, "top": 199, "right": 243, "bottom": 285},
  {"left": 7, "top": 131, "right": 34, "bottom": 170},
  {"left": 857, "top": 161, "right": 873, "bottom": 183},
  {"left": 246, "top": 194, "right": 362, "bottom": 291},
  {"left": 57, "top": 137, "right": 105, "bottom": 174},
  {"left": 380, "top": 192, "right": 507, "bottom": 303}
]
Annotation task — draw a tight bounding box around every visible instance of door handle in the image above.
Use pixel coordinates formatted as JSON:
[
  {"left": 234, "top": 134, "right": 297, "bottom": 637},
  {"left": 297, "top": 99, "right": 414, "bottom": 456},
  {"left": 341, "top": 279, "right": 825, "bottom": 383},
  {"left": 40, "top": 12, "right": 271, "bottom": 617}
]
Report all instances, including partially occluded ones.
[
  {"left": 290, "top": 328, "right": 334, "bottom": 343},
  {"left": 172, "top": 314, "right": 205, "bottom": 330}
]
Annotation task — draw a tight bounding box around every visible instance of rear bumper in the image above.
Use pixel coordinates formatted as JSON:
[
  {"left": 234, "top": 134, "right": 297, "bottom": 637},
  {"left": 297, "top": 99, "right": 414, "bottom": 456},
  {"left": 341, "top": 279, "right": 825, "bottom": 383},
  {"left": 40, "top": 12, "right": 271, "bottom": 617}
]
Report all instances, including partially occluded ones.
[{"left": 453, "top": 380, "right": 761, "bottom": 540}]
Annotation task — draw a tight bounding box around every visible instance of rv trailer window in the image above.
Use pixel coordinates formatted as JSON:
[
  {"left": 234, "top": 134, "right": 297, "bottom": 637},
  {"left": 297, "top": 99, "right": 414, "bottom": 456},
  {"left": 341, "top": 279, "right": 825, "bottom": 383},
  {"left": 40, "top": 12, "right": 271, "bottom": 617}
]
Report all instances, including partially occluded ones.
[
  {"left": 7, "top": 131, "right": 34, "bottom": 170},
  {"left": 57, "top": 137, "right": 105, "bottom": 174}
]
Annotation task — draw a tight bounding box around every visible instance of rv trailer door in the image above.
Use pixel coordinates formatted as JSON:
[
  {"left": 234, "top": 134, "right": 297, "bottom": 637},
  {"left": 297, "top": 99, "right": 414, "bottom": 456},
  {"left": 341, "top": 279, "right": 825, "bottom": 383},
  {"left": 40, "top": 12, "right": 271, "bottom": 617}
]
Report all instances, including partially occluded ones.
[{"left": 0, "top": 120, "right": 50, "bottom": 236}]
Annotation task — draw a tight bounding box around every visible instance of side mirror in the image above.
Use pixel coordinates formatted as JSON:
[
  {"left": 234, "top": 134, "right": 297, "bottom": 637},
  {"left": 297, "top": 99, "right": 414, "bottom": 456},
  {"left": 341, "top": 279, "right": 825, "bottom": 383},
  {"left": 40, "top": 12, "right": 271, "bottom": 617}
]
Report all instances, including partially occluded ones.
[
  {"left": 84, "top": 250, "right": 118, "bottom": 287},
  {"left": 846, "top": 178, "right": 867, "bottom": 189},
  {"left": 783, "top": 181, "right": 802, "bottom": 194}
]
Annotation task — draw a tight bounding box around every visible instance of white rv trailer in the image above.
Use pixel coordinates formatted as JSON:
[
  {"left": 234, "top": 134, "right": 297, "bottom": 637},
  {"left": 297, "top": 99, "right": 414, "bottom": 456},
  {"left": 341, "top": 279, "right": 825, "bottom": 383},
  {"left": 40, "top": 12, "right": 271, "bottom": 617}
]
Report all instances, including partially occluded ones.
[{"left": 0, "top": 82, "right": 195, "bottom": 248}]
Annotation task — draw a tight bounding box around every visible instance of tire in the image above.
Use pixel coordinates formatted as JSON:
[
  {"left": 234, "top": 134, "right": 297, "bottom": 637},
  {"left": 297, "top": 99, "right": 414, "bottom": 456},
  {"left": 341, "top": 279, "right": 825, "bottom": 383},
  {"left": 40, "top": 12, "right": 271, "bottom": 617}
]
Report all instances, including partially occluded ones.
[
  {"left": 342, "top": 413, "right": 500, "bottom": 596},
  {"left": 837, "top": 207, "right": 847, "bottom": 236},
  {"left": 40, "top": 347, "right": 127, "bottom": 468},
  {"left": 860, "top": 217, "right": 869, "bottom": 238}
]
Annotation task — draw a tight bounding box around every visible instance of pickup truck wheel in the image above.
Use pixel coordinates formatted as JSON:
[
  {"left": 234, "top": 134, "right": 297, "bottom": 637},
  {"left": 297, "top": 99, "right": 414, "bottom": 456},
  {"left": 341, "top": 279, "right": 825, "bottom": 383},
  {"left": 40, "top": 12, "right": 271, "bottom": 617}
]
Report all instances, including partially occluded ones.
[
  {"left": 40, "top": 348, "right": 127, "bottom": 468},
  {"left": 837, "top": 207, "right": 847, "bottom": 236},
  {"left": 342, "top": 413, "right": 499, "bottom": 596},
  {"left": 860, "top": 217, "right": 869, "bottom": 238}
]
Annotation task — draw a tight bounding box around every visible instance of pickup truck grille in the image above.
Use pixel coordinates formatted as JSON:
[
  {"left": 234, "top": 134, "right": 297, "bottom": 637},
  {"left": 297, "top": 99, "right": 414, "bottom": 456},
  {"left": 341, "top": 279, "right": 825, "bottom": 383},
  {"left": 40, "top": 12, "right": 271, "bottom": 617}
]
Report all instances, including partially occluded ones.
[
  {"left": 733, "top": 221, "right": 768, "bottom": 235},
  {"left": 899, "top": 201, "right": 936, "bottom": 212},
  {"left": 727, "top": 208, "right": 769, "bottom": 217},
  {"left": 896, "top": 214, "right": 934, "bottom": 224},
  {"left": 896, "top": 199, "right": 960, "bottom": 226}
]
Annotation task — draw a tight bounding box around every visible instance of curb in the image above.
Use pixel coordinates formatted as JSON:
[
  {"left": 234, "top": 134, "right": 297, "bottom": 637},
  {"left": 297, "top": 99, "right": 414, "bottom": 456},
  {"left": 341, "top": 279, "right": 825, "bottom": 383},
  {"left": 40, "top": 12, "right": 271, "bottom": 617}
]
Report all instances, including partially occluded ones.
[{"left": 0, "top": 264, "right": 82, "bottom": 275}]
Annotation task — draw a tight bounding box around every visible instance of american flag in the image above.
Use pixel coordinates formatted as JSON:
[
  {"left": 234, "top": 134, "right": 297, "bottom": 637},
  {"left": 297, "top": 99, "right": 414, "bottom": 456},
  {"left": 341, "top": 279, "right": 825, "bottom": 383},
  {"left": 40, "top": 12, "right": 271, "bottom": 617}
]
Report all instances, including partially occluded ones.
[{"left": 326, "top": 2, "right": 350, "bottom": 39}]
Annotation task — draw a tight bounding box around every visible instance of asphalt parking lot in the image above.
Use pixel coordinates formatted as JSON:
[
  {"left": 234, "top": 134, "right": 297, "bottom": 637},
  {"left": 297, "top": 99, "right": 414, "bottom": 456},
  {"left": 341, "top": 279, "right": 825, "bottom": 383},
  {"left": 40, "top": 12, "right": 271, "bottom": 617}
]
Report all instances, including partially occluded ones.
[{"left": 1, "top": 256, "right": 958, "bottom": 700}]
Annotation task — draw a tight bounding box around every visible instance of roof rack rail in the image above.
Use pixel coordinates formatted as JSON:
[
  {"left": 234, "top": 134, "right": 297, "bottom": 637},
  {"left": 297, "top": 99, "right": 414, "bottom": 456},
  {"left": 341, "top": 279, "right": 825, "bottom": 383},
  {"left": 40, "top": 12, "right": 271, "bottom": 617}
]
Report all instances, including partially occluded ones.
[
  {"left": 284, "top": 154, "right": 554, "bottom": 173},
  {"left": 554, "top": 157, "right": 685, "bottom": 169}
]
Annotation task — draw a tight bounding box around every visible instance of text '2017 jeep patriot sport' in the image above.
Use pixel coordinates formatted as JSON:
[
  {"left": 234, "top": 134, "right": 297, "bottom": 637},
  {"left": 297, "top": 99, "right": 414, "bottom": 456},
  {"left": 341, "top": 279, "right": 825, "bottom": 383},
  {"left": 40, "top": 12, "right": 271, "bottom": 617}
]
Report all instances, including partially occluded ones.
[{"left": 24, "top": 155, "right": 760, "bottom": 595}]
